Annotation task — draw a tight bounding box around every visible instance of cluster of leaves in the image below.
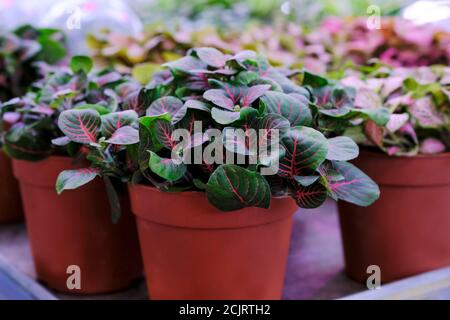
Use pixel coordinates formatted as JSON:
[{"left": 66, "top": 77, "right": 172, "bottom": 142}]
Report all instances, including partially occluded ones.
[
  {"left": 136, "top": 0, "right": 281, "bottom": 30},
  {"left": 57, "top": 48, "right": 380, "bottom": 212},
  {"left": 89, "top": 17, "right": 450, "bottom": 85},
  {"left": 339, "top": 65, "right": 450, "bottom": 156},
  {"left": 0, "top": 25, "right": 66, "bottom": 102},
  {"left": 135, "top": 0, "right": 404, "bottom": 30},
  {"left": 86, "top": 22, "right": 335, "bottom": 79},
  {"left": 310, "top": 17, "right": 450, "bottom": 72},
  {"left": 87, "top": 27, "right": 193, "bottom": 84},
  {"left": 1, "top": 55, "right": 140, "bottom": 163}
]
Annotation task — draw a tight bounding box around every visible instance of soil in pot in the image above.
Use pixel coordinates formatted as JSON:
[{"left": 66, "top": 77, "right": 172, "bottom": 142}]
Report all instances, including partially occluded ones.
[
  {"left": 338, "top": 151, "right": 450, "bottom": 283},
  {"left": 129, "top": 183, "right": 298, "bottom": 300},
  {"left": 0, "top": 151, "right": 23, "bottom": 224},
  {"left": 12, "top": 156, "right": 142, "bottom": 294}
]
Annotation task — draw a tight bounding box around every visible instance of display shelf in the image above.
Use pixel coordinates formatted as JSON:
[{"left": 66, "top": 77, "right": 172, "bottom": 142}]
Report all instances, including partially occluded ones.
[
  {"left": 0, "top": 255, "right": 55, "bottom": 300},
  {"left": 6, "top": 201, "right": 448, "bottom": 300}
]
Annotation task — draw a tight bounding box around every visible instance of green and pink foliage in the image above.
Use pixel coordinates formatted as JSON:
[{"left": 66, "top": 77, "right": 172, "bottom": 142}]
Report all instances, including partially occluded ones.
[
  {"left": 66, "top": 48, "right": 380, "bottom": 212},
  {"left": 339, "top": 65, "right": 450, "bottom": 156}
]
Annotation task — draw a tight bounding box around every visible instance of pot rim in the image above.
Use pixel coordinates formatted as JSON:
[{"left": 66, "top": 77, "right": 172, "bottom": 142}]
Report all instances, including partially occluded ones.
[
  {"left": 357, "top": 149, "right": 450, "bottom": 187},
  {"left": 360, "top": 148, "right": 450, "bottom": 161},
  {"left": 12, "top": 155, "right": 98, "bottom": 188},
  {"left": 128, "top": 182, "right": 292, "bottom": 200},
  {"left": 128, "top": 183, "right": 298, "bottom": 230}
]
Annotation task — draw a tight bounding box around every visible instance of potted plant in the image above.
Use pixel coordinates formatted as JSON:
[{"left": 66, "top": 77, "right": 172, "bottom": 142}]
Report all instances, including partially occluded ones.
[
  {"left": 56, "top": 48, "right": 381, "bottom": 299},
  {"left": 0, "top": 25, "right": 67, "bottom": 224},
  {"left": 333, "top": 65, "right": 450, "bottom": 283},
  {"left": 308, "top": 17, "right": 450, "bottom": 71},
  {"left": 2, "top": 55, "right": 142, "bottom": 294}
]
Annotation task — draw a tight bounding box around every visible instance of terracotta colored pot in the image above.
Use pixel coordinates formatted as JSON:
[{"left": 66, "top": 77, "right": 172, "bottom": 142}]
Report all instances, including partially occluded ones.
[
  {"left": 338, "top": 151, "right": 450, "bottom": 283},
  {"left": 129, "top": 184, "right": 298, "bottom": 300},
  {"left": 0, "top": 151, "right": 23, "bottom": 224},
  {"left": 12, "top": 156, "right": 142, "bottom": 294}
]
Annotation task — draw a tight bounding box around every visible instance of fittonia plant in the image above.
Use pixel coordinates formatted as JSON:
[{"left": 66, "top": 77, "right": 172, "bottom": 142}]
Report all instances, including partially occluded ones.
[
  {"left": 56, "top": 48, "right": 381, "bottom": 212},
  {"left": 1, "top": 55, "right": 141, "bottom": 161},
  {"left": 0, "top": 25, "right": 66, "bottom": 102},
  {"left": 339, "top": 65, "right": 450, "bottom": 156},
  {"left": 309, "top": 17, "right": 450, "bottom": 72},
  {"left": 87, "top": 27, "right": 192, "bottom": 84},
  {"left": 1, "top": 55, "right": 144, "bottom": 221}
]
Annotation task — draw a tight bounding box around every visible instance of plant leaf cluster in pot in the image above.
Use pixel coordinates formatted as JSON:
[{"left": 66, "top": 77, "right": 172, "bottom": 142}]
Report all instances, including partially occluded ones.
[
  {"left": 0, "top": 25, "right": 66, "bottom": 102},
  {"left": 333, "top": 64, "right": 450, "bottom": 283},
  {"left": 57, "top": 48, "right": 381, "bottom": 299},
  {"left": 58, "top": 47, "right": 382, "bottom": 210},
  {"left": 2, "top": 55, "right": 142, "bottom": 294},
  {"left": 0, "top": 25, "right": 66, "bottom": 224},
  {"left": 87, "top": 17, "right": 450, "bottom": 86},
  {"left": 87, "top": 26, "right": 193, "bottom": 84},
  {"left": 339, "top": 65, "right": 450, "bottom": 156},
  {"left": 310, "top": 17, "right": 450, "bottom": 72}
]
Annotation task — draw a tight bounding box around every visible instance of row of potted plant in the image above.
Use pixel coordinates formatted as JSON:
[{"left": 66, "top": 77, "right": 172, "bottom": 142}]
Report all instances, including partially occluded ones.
[
  {"left": 1, "top": 20, "right": 449, "bottom": 298},
  {"left": 0, "top": 25, "right": 66, "bottom": 224},
  {"left": 337, "top": 64, "right": 450, "bottom": 282},
  {"left": 1, "top": 55, "right": 143, "bottom": 293},
  {"left": 87, "top": 17, "right": 450, "bottom": 77},
  {"left": 1, "top": 47, "right": 381, "bottom": 298}
]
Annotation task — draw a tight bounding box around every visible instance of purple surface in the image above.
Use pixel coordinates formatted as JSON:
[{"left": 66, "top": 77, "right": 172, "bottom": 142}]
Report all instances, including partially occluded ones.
[{"left": 283, "top": 200, "right": 364, "bottom": 299}]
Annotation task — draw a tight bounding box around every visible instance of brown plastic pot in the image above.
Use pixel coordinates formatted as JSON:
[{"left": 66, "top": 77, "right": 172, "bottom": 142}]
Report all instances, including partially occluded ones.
[
  {"left": 129, "top": 184, "right": 298, "bottom": 300},
  {"left": 0, "top": 151, "right": 23, "bottom": 224},
  {"left": 12, "top": 156, "right": 142, "bottom": 294},
  {"left": 338, "top": 151, "right": 450, "bottom": 283}
]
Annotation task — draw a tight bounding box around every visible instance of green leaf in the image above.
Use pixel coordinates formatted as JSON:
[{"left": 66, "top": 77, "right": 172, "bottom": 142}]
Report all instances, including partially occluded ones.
[
  {"left": 294, "top": 175, "right": 320, "bottom": 187},
  {"left": 148, "top": 151, "right": 186, "bottom": 182},
  {"left": 51, "top": 136, "right": 71, "bottom": 146},
  {"left": 138, "top": 124, "right": 153, "bottom": 172},
  {"left": 56, "top": 168, "right": 99, "bottom": 194},
  {"left": 58, "top": 109, "right": 101, "bottom": 144},
  {"left": 343, "top": 126, "right": 367, "bottom": 144},
  {"left": 74, "top": 104, "right": 111, "bottom": 115},
  {"left": 4, "top": 123, "right": 53, "bottom": 161},
  {"left": 184, "top": 100, "right": 211, "bottom": 113},
  {"left": 123, "top": 88, "right": 155, "bottom": 116},
  {"left": 206, "top": 164, "right": 271, "bottom": 211},
  {"left": 101, "top": 110, "right": 138, "bottom": 138},
  {"left": 70, "top": 56, "right": 93, "bottom": 74},
  {"left": 138, "top": 114, "right": 172, "bottom": 170},
  {"left": 146, "top": 96, "right": 187, "bottom": 124},
  {"left": 132, "top": 63, "right": 163, "bottom": 85},
  {"left": 256, "top": 113, "right": 290, "bottom": 138},
  {"left": 196, "top": 47, "right": 228, "bottom": 68},
  {"left": 163, "top": 56, "right": 207, "bottom": 73},
  {"left": 37, "top": 38, "right": 66, "bottom": 65},
  {"left": 279, "top": 127, "right": 328, "bottom": 177},
  {"left": 302, "top": 71, "right": 329, "bottom": 87},
  {"left": 329, "top": 161, "right": 380, "bottom": 207},
  {"left": 356, "top": 108, "right": 390, "bottom": 126},
  {"left": 256, "top": 114, "right": 290, "bottom": 166},
  {"left": 292, "top": 182, "right": 328, "bottom": 208},
  {"left": 260, "top": 91, "right": 312, "bottom": 126},
  {"left": 222, "top": 126, "right": 257, "bottom": 156},
  {"left": 211, "top": 107, "right": 240, "bottom": 125},
  {"left": 139, "top": 113, "right": 172, "bottom": 128},
  {"left": 204, "top": 83, "right": 270, "bottom": 110},
  {"left": 105, "top": 126, "right": 139, "bottom": 145},
  {"left": 326, "top": 136, "right": 359, "bottom": 161},
  {"left": 152, "top": 118, "right": 175, "bottom": 150}
]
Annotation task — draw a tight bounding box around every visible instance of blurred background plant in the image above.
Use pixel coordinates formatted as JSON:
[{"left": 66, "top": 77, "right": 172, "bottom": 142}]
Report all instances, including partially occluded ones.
[{"left": 128, "top": 0, "right": 412, "bottom": 30}]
